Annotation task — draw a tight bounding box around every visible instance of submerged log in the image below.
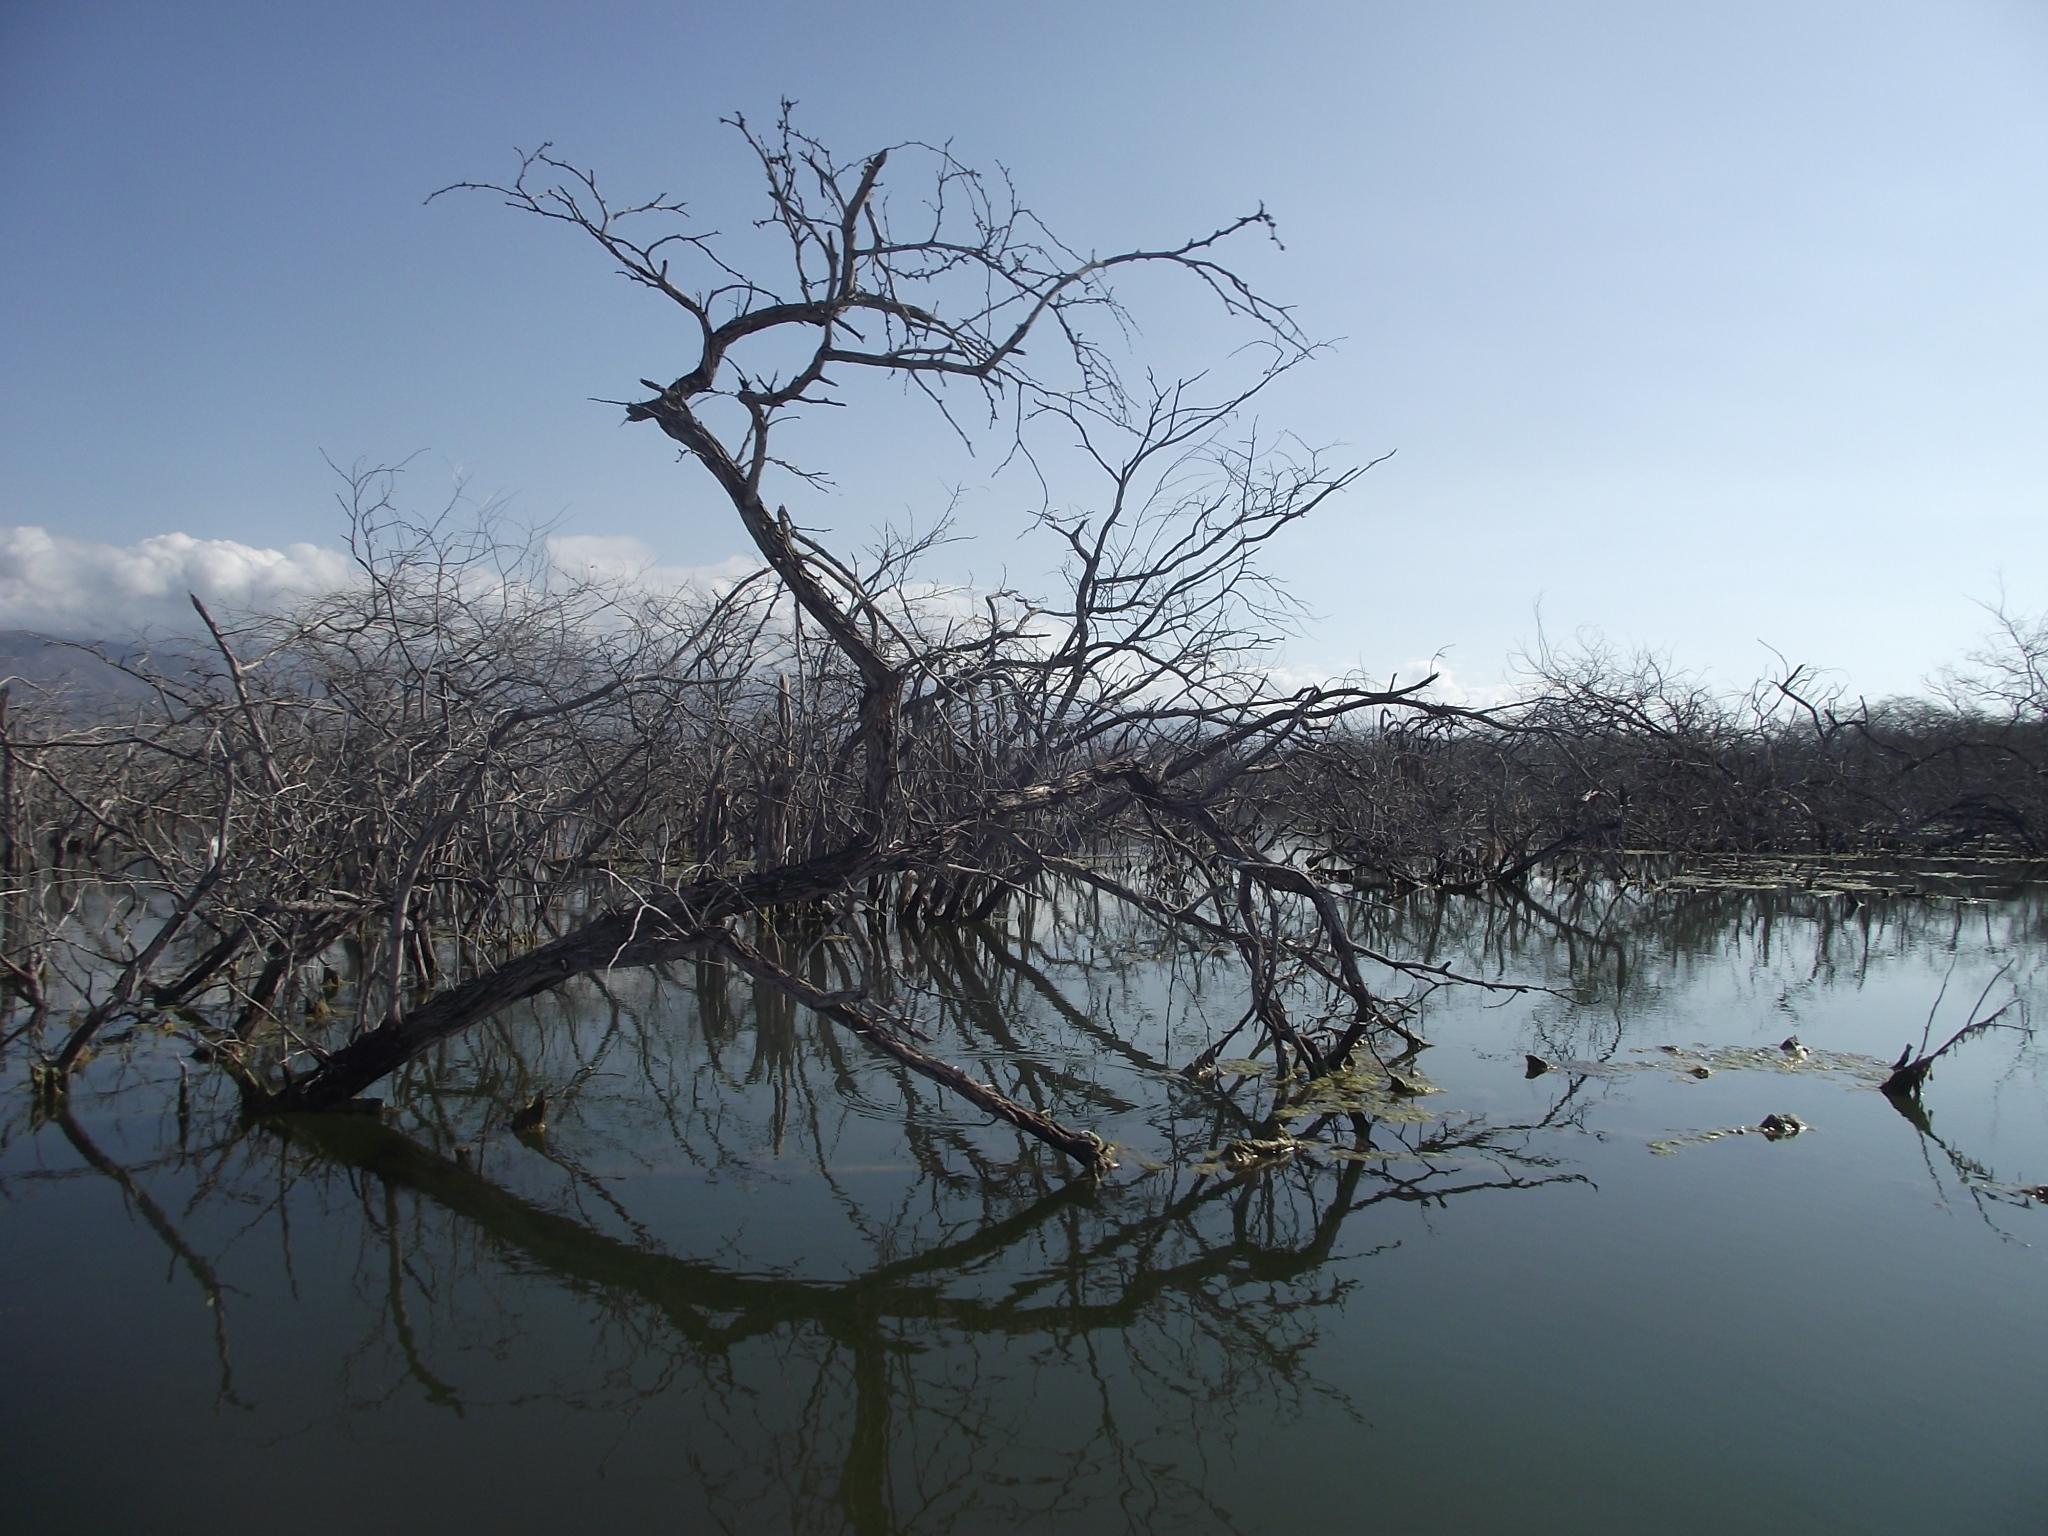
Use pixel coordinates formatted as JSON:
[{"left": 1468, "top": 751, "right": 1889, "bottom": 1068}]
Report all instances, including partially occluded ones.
[
  {"left": 509, "top": 1093, "right": 548, "bottom": 1137},
  {"left": 1881, "top": 1044, "right": 1935, "bottom": 1100}
]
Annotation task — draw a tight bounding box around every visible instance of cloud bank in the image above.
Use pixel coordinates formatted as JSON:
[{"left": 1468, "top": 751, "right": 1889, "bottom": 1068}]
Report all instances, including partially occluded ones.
[
  {"left": 543, "top": 533, "right": 761, "bottom": 597},
  {"left": 2, "top": 528, "right": 1517, "bottom": 711},
  {"left": 0, "top": 527, "right": 771, "bottom": 639},
  {"left": 0, "top": 527, "right": 355, "bottom": 638}
]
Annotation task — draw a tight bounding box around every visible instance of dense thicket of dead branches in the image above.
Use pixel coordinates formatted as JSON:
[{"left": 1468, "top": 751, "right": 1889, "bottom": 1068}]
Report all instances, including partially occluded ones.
[
  {"left": 1276, "top": 623, "right": 2048, "bottom": 891},
  {"left": 13, "top": 115, "right": 2032, "bottom": 1159},
  {"left": 2, "top": 111, "right": 1468, "bottom": 1166}
]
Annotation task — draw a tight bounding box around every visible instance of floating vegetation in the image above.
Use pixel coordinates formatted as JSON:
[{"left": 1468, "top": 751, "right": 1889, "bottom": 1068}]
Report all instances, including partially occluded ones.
[
  {"left": 1180, "top": 1056, "right": 1457, "bottom": 1174},
  {"left": 1213, "top": 1059, "right": 1277, "bottom": 1078},
  {"left": 1517, "top": 1041, "right": 1889, "bottom": 1085},
  {"left": 1101, "top": 1143, "right": 1171, "bottom": 1175},
  {"left": 1193, "top": 1053, "right": 1447, "bottom": 1126},
  {"left": 1650, "top": 1042, "right": 1891, "bottom": 1082},
  {"left": 1644, "top": 851, "right": 2048, "bottom": 900},
  {"left": 1206, "top": 1033, "right": 1885, "bottom": 1176},
  {"left": 1277, "top": 1061, "right": 1442, "bottom": 1125},
  {"left": 1192, "top": 1135, "right": 1308, "bottom": 1175},
  {"left": 1649, "top": 1113, "right": 1811, "bottom": 1155}
]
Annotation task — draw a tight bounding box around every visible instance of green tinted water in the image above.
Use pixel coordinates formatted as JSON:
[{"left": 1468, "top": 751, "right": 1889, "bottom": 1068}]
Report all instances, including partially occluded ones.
[{"left": 3, "top": 879, "right": 2043, "bottom": 1533}]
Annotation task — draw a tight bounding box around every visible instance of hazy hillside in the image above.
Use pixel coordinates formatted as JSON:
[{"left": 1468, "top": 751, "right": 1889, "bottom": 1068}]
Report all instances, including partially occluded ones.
[{"left": 0, "top": 629, "right": 190, "bottom": 707}]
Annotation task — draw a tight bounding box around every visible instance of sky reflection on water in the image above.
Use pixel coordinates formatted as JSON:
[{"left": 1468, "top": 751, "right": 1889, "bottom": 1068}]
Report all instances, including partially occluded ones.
[{"left": 3, "top": 877, "right": 2044, "bottom": 1533}]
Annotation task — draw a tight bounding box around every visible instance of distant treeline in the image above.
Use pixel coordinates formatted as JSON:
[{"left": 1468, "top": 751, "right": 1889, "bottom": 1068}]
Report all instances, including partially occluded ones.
[{"left": 1268, "top": 628, "right": 2048, "bottom": 890}]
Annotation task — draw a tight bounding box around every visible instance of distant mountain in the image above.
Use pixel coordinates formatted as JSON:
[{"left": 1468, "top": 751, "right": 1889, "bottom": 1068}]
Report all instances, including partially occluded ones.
[{"left": 0, "top": 629, "right": 191, "bottom": 708}]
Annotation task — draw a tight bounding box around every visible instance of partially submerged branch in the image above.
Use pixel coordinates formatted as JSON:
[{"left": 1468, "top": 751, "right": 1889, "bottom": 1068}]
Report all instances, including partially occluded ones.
[
  {"left": 1882, "top": 963, "right": 2030, "bottom": 1100},
  {"left": 25, "top": 111, "right": 1451, "bottom": 1171}
]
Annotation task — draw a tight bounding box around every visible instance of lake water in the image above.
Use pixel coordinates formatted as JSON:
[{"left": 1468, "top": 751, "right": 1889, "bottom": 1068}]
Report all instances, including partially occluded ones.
[{"left": 4, "top": 874, "right": 2044, "bottom": 1533}]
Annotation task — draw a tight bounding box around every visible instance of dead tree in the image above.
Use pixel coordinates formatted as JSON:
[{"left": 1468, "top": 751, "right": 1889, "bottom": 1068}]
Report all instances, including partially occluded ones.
[{"left": 33, "top": 110, "right": 1486, "bottom": 1168}]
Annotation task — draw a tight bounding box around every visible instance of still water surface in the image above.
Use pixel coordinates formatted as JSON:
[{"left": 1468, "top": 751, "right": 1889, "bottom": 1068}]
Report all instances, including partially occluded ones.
[{"left": 4, "top": 877, "right": 2044, "bottom": 1533}]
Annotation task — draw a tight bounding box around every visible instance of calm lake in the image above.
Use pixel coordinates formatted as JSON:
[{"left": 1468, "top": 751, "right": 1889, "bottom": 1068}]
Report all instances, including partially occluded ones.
[{"left": 4, "top": 871, "right": 2044, "bottom": 1533}]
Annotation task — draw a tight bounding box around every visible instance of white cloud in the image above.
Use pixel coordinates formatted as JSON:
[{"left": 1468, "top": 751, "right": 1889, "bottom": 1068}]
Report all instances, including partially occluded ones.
[
  {"left": 1265, "top": 656, "right": 1525, "bottom": 711},
  {"left": 1386, "top": 660, "right": 1526, "bottom": 711},
  {"left": 0, "top": 526, "right": 775, "bottom": 639},
  {"left": 0, "top": 526, "right": 354, "bottom": 637},
  {"left": 544, "top": 533, "right": 760, "bottom": 596}
]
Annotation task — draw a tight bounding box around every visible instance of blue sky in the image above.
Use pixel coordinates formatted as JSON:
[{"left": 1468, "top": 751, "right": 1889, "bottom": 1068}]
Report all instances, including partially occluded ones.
[{"left": 3, "top": 0, "right": 2043, "bottom": 699}]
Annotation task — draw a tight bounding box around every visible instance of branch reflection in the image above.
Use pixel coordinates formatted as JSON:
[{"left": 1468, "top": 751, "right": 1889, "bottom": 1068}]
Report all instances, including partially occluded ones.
[{"left": 278, "top": 1100, "right": 1575, "bottom": 1535}]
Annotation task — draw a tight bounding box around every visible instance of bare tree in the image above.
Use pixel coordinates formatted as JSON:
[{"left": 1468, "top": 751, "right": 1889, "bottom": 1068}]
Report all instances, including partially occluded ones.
[
  {"left": 1941, "top": 599, "right": 2048, "bottom": 724},
  {"left": 19, "top": 110, "right": 1478, "bottom": 1168}
]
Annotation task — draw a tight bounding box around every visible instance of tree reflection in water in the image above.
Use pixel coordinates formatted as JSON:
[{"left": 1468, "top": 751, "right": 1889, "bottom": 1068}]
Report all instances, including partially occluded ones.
[
  {"left": 6, "top": 875, "right": 2040, "bottom": 1534},
  {"left": 267, "top": 1101, "right": 1578, "bottom": 1534},
  {"left": 264, "top": 892, "right": 1589, "bottom": 1533}
]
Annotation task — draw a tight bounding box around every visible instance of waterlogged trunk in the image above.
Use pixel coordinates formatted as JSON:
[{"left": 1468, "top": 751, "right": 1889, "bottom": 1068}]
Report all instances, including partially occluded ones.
[
  {"left": 246, "top": 860, "right": 1110, "bottom": 1173},
  {"left": 248, "top": 892, "right": 723, "bottom": 1114},
  {"left": 713, "top": 931, "right": 1111, "bottom": 1173}
]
